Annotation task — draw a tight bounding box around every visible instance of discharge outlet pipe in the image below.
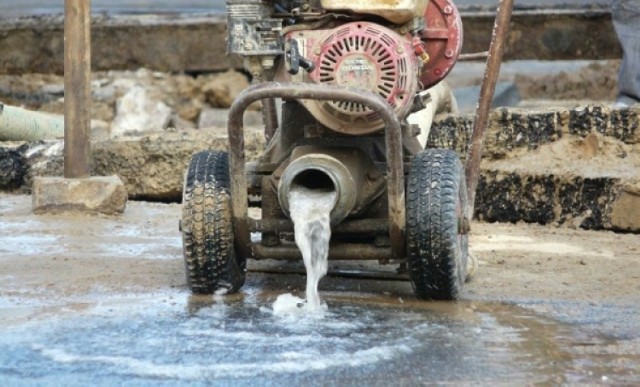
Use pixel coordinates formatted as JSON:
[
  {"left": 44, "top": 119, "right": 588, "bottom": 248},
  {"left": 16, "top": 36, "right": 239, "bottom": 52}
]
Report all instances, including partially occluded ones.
[
  {"left": 0, "top": 102, "right": 64, "bottom": 141},
  {"left": 277, "top": 152, "right": 366, "bottom": 225}
]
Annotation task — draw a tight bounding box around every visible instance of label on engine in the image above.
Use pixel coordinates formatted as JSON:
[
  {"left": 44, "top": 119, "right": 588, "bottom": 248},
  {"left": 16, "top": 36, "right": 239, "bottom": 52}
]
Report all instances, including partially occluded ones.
[{"left": 336, "top": 55, "right": 378, "bottom": 91}]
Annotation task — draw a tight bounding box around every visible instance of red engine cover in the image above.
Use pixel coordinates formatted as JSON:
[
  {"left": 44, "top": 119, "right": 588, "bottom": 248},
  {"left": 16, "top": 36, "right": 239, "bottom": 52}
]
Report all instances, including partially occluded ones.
[
  {"left": 419, "top": 0, "right": 463, "bottom": 89},
  {"left": 288, "top": 22, "right": 420, "bottom": 135}
]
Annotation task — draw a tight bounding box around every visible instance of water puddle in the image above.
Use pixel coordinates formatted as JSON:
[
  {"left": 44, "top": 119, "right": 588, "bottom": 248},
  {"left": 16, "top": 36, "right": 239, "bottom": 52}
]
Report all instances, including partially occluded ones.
[{"left": 0, "top": 290, "right": 638, "bottom": 384}]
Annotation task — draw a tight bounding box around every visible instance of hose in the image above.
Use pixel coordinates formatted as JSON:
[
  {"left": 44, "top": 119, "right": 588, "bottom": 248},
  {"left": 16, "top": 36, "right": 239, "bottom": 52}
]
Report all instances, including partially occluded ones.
[
  {"left": 408, "top": 81, "right": 458, "bottom": 149},
  {"left": 0, "top": 102, "right": 64, "bottom": 141}
]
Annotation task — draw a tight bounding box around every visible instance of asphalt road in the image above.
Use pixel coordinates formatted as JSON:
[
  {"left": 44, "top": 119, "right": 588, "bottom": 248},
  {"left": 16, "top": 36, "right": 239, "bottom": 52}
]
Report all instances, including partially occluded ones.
[{"left": 0, "top": 0, "right": 612, "bottom": 18}]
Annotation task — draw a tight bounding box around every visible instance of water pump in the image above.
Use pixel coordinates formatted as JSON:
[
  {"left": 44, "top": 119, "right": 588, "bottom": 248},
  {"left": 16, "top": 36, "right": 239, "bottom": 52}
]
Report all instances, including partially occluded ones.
[{"left": 180, "top": 0, "right": 472, "bottom": 301}]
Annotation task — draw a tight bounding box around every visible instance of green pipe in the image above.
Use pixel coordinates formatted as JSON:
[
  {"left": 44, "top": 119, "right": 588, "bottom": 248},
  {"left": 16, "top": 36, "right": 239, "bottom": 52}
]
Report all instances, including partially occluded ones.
[{"left": 0, "top": 102, "right": 64, "bottom": 141}]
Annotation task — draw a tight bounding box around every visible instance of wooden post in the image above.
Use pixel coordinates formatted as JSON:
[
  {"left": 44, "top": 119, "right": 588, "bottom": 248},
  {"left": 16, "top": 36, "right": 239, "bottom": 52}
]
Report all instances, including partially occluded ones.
[{"left": 64, "top": 0, "right": 91, "bottom": 178}]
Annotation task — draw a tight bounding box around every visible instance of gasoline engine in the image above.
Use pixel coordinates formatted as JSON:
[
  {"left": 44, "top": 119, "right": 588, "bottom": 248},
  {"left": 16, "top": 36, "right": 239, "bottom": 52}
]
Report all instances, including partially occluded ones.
[
  {"left": 180, "top": 0, "right": 471, "bottom": 300},
  {"left": 228, "top": 0, "right": 461, "bottom": 135}
]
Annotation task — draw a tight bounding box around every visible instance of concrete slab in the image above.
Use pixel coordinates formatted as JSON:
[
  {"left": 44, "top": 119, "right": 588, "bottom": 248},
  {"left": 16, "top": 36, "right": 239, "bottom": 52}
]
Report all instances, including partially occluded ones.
[{"left": 32, "top": 175, "right": 127, "bottom": 215}]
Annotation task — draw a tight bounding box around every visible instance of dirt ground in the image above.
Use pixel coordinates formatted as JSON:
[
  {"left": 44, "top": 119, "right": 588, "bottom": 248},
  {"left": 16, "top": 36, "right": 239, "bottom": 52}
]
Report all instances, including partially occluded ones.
[
  {"left": 514, "top": 61, "right": 619, "bottom": 101},
  {"left": 1, "top": 193, "right": 638, "bottom": 309}
]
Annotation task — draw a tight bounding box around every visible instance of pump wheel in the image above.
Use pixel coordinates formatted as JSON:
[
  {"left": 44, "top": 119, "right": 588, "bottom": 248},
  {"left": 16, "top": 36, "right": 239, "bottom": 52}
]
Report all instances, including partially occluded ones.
[
  {"left": 181, "top": 151, "right": 245, "bottom": 294},
  {"left": 405, "top": 149, "right": 469, "bottom": 300}
]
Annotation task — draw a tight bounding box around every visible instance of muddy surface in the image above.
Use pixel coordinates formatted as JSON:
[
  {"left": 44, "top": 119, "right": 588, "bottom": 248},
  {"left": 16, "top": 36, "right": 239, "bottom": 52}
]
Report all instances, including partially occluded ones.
[
  {"left": 515, "top": 61, "right": 619, "bottom": 102},
  {"left": 1, "top": 193, "right": 639, "bottom": 384}
]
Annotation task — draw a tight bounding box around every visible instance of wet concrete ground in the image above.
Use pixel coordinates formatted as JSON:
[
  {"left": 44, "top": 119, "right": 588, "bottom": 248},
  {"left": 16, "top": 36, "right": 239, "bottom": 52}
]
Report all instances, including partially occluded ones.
[{"left": 1, "top": 193, "right": 639, "bottom": 384}]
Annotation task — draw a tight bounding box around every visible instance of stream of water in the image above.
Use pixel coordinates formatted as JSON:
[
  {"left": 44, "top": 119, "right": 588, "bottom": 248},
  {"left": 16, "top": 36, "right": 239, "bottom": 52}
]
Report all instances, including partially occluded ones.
[{"left": 275, "top": 186, "right": 336, "bottom": 314}]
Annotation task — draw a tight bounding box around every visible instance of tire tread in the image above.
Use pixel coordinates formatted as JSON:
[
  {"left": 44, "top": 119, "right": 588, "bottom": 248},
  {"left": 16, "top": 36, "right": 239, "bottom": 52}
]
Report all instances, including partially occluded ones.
[
  {"left": 406, "top": 149, "right": 468, "bottom": 300},
  {"left": 181, "top": 151, "right": 244, "bottom": 294}
]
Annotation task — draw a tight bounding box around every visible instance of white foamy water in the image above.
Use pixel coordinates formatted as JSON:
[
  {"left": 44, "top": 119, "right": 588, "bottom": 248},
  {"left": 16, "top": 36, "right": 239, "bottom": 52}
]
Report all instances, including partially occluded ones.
[
  {"left": 272, "top": 293, "right": 328, "bottom": 318},
  {"left": 286, "top": 186, "right": 336, "bottom": 311},
  {"left": 33, "top": 342, "right": 412, "bottom": 380}
]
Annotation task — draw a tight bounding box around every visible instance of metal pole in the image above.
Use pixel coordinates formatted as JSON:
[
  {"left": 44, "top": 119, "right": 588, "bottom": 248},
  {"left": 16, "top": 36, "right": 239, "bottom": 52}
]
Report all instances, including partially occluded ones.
[
  {"left": 64, "top": 0, "right": 91, "bottom": 178},
  {"left": 465, "top": 0, "right": 514, "bottom": 217}
]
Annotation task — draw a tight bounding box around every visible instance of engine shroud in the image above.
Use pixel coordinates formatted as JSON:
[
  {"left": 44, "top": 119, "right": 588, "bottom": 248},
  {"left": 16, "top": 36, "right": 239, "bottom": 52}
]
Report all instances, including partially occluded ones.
[{"left": 289, "top": 22, "right": 420, "bottom": 135}]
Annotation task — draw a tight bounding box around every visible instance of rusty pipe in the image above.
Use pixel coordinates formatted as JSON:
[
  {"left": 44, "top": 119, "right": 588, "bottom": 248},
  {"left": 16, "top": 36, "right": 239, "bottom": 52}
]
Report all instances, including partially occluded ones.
[
  {"left": 277, "top": 153, "right": 358, "bottom": 225},
  {"left": 465, "top": 0, "right": 514, "bottom": 219}
]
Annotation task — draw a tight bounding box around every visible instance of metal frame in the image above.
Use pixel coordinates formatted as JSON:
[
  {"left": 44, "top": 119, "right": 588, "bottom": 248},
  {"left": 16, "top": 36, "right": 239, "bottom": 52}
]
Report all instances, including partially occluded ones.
[{"left": 227, "top": 82, "right": 406, "bottom": 261}]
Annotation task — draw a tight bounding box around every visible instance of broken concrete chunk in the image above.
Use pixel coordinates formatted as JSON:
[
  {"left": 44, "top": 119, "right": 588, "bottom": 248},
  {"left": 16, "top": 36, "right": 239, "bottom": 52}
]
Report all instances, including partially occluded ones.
[
  {"left": 32, "top": 175, "right": 127, "bottom": 215},
  {"left": 201, "top": 70, "right": 250, "bottom": 108},
  {"left": 111, "top": 85, "right": 172, "bottom": 137},
  {"left": 0, "top": 145, "right": 27, "bottom": 189},
  {"left": 169, "top": 114, "right": 196, "bottom": 130},
  {"left": 198, "top": 108, "right": 263, "bottom": 129},
  {"left": 609, "top": 184, "right": 640, "bottom": 232}
]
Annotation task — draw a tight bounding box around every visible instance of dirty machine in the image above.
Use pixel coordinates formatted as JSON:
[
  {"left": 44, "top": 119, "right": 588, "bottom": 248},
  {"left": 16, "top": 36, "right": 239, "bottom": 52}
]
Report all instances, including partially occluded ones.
[{"left": 181, "top": 0, "right": 470, "bottom": 300}]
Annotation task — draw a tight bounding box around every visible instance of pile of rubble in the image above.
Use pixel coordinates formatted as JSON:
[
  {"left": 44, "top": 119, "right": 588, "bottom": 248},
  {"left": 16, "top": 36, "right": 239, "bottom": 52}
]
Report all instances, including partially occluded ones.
[
  {"left": 0, "top": 68, "right": 258, "bottom": 139},
  {"left": 430, "top": 105, "right": 640, "bottom": 231},
  {"left": 0, "top": 68, "right": 638, "bottom": 233}
]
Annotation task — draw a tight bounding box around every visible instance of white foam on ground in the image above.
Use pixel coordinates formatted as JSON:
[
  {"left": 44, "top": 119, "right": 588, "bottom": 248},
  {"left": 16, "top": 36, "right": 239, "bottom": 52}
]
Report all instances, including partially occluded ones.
[
  {"left": 272, "top": 293, "right": 327, "bottom": 318},
  {"left": 179, "top": 326, "right": 321, "bottom": 344},
  {"left": 0, "top": 235, "right": 64, "bottom": 258},
  {"left": 34, "top": 342, "right": 413, "bottom": 380}
]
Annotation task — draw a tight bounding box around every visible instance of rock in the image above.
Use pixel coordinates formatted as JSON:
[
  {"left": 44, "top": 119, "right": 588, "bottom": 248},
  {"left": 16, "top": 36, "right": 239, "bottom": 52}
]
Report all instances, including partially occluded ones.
[
  {"left": 0, "top": 70, "right": 261, "bottom": 132},
  {"left": 609, "top": 183, "right": 640, "bottom": 232},
  {"left": 0, "top": 145, "right": 27, "bottom": 189},
  {"left": 91, "top": 119, "right": 111, "bottom": 140},
  {"left": 198, "top": 108, "right": 263, "bottom": 129},
  {"left": 90, "top": 129, "right": 265, "bottom": 201},
  {"left": 92, "top": 101, "right": 115, "bottom": 123},
  {"left": 32, "top": 175, "right": 127, "bottom": 215},
  {"left": 176, "top": 100, "right": 204, "bottom": 122},
  {"left": 3, "top": 103, "right": 639, "bottom": 233},
  {"left": 111, "top": 85, "right": 172, "bottom": 137},
  {"left": 168, "top": 114, "right": 196, "bottom": 130},
  {"left": 579, "top": 132, "right": 600, "bottom": 159},
  {"left": 201, "top": 70, "right": 250, "bottom": 108},
  {"left": 21, "top": 141, "right": 64, "bottom": 187},
  {"left": 39, "top": 83, "right": 64, "bottom": 95}
]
